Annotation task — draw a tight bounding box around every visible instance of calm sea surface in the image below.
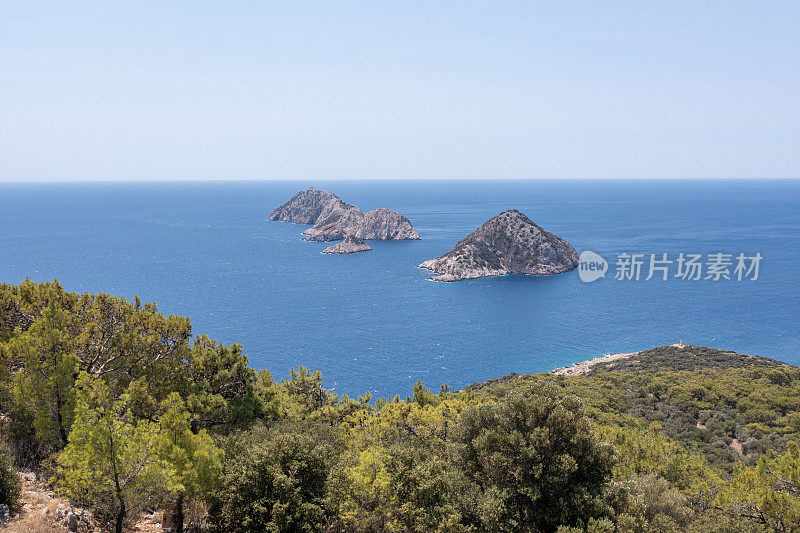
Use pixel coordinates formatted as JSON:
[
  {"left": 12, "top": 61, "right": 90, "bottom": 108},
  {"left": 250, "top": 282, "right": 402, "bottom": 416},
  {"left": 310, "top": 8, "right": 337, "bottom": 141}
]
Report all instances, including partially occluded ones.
[{"left": 1, "top": 180, "right": 798, "bottom": 397}]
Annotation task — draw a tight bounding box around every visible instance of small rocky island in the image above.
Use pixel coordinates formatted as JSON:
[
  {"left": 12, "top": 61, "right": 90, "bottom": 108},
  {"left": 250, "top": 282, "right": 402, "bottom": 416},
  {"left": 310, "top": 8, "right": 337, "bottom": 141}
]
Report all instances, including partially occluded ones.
[
  {"left": 321, "top": 235, "right": 372, "bottom": 254},
  {"left": 419, "top": 209, "right": 579, "bottom": 282},
  {"left": 269, "top": 188, "right": 421, "bottom": 242}
]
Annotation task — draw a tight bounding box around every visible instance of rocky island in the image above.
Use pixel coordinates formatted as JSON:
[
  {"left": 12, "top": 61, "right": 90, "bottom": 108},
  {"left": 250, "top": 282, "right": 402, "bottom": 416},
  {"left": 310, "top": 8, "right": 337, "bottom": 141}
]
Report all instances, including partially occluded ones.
[
  {"left": 269, "top": 188, "right": 420, "bottom": 242},
  {"left": 321, "top": 235, "right": 372, "bottom": 254},
  {"left": 419, "top": 209, "right": 579, "bottom": 281}
]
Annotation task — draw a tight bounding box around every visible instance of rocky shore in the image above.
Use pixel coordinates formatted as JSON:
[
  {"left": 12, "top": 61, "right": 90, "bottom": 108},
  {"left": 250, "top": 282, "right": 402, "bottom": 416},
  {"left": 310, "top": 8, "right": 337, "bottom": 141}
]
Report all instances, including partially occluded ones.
[{"left": 419, "top": 209, "right": 579, "bottom": 281}]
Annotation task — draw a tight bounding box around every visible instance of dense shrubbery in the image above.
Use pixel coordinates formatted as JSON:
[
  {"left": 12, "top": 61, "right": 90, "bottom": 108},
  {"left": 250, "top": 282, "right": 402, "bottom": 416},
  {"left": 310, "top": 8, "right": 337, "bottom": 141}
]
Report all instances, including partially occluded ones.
[
  {"left": 1, "top": 279, "right": 799, "bottom": 532},
  {"left": 209, "top": 422, "right": 340, "bottom": 532},
  {"left": 451, "top": 389, "right": 615, "bottom": 532}
]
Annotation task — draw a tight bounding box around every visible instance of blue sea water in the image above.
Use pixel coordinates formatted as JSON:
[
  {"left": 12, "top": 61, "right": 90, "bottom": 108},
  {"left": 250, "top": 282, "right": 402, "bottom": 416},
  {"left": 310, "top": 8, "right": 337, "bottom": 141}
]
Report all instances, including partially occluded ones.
[{"left": 1, "top": 179, "right": 798, "bottom": 397}]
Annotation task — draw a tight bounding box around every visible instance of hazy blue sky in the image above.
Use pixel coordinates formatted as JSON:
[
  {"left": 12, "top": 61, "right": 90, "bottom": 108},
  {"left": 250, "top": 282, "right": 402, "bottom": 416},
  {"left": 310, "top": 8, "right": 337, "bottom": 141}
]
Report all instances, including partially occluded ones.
[{"left": 1, "top": 2, "right": 798, "bottom": 180}]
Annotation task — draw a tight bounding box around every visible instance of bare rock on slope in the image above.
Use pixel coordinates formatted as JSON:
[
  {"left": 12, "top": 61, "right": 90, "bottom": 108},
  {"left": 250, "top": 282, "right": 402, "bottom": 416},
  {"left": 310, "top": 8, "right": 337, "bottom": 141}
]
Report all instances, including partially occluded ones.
[
  {"left": 302, "top": 203, "right": 365, "bottom": 242},
  {"left": 355, "top": 208, "right": 420, "bottom": 240},
  {"left": 268, "top": 187, "right": 345, "bottom": 224}
]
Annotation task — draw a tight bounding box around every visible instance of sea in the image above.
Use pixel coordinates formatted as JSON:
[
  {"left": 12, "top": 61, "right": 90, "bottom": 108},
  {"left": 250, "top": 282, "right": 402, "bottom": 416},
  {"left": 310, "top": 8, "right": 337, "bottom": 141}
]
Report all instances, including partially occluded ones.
[{"left": 1, "top": 179, "right": 798, "bottom": 398}]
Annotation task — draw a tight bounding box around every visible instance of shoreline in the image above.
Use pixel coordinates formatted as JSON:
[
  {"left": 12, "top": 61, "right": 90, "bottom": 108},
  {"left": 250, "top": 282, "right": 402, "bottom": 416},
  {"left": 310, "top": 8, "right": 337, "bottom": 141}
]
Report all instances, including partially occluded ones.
[
  {"left": 551, "top": 343, "right": 688, "bottom": 376},
  {"left": 550, "top": 351, "right": 641, "bottom": 376}
]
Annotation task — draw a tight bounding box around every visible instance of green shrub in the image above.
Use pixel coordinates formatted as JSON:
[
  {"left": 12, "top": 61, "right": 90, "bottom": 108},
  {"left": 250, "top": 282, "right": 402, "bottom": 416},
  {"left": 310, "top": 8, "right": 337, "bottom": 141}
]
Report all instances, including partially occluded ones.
[
  {"left": 452, "top": 386, "right": 616, "bottom": 532},
  {"left": 327, "top": 443, "right": 472, "bottom": 533},
  {"left": 0, "top": 445, "right": 21, "bottom": 511},
  {"left": 208, "top": 422, "right": 341, "bottom": 533}
]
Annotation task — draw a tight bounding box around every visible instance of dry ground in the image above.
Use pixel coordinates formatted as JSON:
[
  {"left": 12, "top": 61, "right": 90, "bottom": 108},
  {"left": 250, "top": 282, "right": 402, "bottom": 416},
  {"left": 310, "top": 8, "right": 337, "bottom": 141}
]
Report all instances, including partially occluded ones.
[{"left": 1, "top": 472, "right": 161, "bottom": 533}]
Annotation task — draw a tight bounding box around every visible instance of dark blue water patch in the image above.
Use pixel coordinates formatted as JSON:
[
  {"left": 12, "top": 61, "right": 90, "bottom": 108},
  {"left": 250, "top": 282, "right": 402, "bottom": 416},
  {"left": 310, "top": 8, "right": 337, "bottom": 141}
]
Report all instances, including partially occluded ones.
[{"left": 1, "top": 179, "right": 798, "bottom": 397}]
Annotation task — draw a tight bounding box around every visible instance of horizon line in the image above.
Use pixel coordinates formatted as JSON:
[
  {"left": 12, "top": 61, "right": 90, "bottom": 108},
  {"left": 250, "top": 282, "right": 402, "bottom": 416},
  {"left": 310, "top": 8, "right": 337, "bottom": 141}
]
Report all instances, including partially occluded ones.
[{"left": 1, "top": 176, "right": 799, "bottom": 183}]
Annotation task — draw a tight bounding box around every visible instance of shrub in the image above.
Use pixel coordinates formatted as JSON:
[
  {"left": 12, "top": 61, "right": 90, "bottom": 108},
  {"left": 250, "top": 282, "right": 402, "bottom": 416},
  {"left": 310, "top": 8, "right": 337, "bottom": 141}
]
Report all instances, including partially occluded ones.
[
  {"left": 327, "top": 444, "right": 472, "bottom": 532},
  {"left": 603, "top": 475, "right": 693, "bottom": 532},
  {"left": 208, "top": 422, "right": 340, "bottom": 533},
  {"left": 451, "top": 386, "right": 616, "bottom": 532},
  {"left": 0, "top": 444, "right": 21, "bottom": 511}
]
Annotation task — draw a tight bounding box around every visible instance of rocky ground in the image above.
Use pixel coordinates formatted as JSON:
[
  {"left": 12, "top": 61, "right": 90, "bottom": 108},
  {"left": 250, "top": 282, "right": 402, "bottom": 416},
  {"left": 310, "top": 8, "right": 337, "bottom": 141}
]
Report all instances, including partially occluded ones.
[{"left": 1, "top": 471, "right": 161, "bottom": 533}]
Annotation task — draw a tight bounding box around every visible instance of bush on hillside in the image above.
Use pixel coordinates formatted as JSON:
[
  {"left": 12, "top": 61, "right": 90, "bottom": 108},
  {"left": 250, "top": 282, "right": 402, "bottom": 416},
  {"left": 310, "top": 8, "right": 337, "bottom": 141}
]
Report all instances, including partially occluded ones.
[
  {"left": 0, "top": 444, "right": 21, "bottom": 511},
  {"left": 452, "top": 386, "right": 617, "bottom": 532},
  {"left": 207, "top": 421, "right": 341, "bottom": 533}
]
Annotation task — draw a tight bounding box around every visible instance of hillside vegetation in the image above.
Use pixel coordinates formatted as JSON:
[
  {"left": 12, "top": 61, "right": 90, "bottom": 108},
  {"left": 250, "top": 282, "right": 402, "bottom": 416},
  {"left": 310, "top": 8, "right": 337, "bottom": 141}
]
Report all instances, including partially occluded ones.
[{"left": 1, "top": 280, "right": 799, "bottom": 532}]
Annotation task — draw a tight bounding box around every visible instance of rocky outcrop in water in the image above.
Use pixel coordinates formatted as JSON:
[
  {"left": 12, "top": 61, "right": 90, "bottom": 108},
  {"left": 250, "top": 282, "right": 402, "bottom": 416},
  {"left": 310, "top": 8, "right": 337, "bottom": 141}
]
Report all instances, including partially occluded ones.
[
  {"left": 322, "top": 235, "right": 372, "bottom": 254},
  {"left": 269, "top": 188, "right": 421, "bottom": 242},
  {"left": 419, "top": 209, "right": 579, "bottom": 282}
]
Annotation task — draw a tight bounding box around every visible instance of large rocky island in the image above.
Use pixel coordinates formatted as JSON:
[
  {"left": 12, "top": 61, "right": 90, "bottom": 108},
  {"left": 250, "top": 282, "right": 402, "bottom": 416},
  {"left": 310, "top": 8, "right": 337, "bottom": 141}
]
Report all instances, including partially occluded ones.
[
  {"left": 419, "top": 209, "right": 579, "bottom": 281},
  {"left": 269, "top": 188, "right": 420, "bottom": 242}
]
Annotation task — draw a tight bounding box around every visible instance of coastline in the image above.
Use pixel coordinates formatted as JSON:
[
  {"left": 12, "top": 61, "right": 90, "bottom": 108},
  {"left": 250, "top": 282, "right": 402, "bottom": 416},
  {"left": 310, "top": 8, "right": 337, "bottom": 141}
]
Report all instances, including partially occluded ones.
[
  {"left": 551, "top": 343, "right": 690, "bottom": 376},
  {"left": 550, "top": 351, "right": 641, "bottom": 376}
]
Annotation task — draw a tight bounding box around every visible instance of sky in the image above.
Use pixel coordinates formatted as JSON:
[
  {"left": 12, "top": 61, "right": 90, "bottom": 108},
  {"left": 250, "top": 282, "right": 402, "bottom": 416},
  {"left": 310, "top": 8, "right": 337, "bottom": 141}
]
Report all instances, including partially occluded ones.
[{"left": 1, "top": 2, "right": 798, "bottom": 181}]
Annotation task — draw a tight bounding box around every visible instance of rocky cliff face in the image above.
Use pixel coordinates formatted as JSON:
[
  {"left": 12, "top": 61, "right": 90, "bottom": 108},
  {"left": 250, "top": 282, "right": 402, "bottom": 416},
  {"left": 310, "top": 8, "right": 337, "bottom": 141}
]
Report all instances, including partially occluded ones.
[
  {"left": 355, "top": 208, "right": 420, "bottom": 240},
  {"left": 269, "top": 188, "right": 420, "bottom": 242},
  {"left": 302, "top": 203, "right": 365, "bottom": 241},
  {"left": 321, "top": 235, "right": 372, "bottom": 254},
  {"left": 419, "top": 210, "right": 579, "bottom": 282},
  {"left": 268, "top": 187, "right": 346, "bottom": 224}
]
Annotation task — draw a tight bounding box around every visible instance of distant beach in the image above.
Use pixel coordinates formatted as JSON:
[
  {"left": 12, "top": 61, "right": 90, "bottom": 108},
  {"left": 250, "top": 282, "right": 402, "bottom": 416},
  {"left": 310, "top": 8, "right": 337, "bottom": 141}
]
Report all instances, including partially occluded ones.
[{"left": 551, "top": 351, "right": 641, "bottom": 376}]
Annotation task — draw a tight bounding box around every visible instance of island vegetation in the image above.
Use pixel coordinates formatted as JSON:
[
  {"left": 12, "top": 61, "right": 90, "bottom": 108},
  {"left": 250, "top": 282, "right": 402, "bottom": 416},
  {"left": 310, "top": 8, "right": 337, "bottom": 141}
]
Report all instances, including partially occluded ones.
[{"left": 1, "top": 280, "right": 799, "bottom": 532}]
